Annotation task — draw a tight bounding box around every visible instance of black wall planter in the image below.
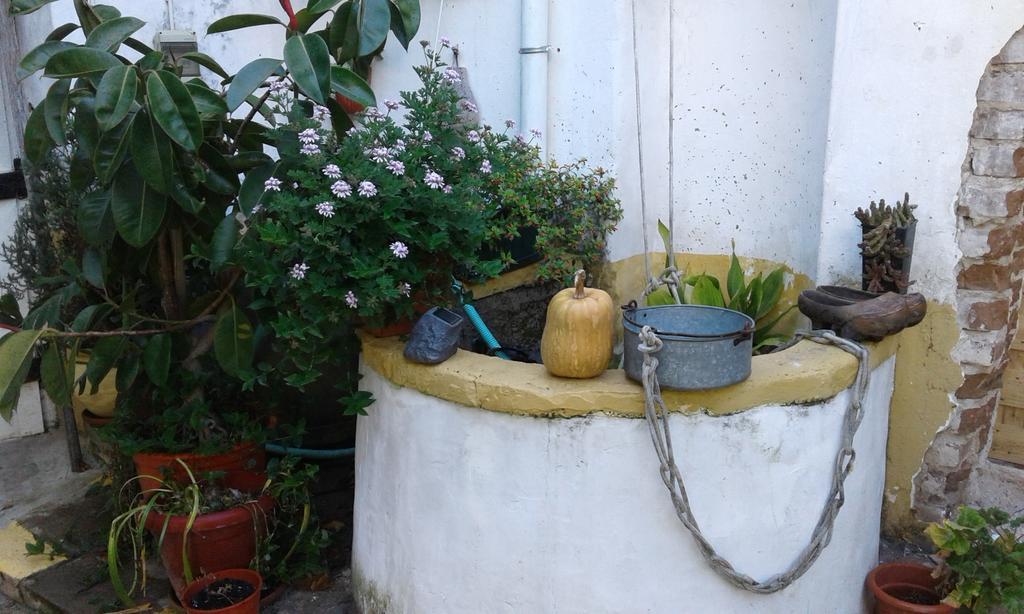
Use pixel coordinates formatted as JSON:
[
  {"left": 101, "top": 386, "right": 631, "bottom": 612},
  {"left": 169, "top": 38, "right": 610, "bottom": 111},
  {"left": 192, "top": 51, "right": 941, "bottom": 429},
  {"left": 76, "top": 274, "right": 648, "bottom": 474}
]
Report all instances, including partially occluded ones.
[
  {"left": 861, "top": 220, "right": 916, "bottom": 294},
  {"left": 480, "top": 226, "right": 542, "bottom": 272}
]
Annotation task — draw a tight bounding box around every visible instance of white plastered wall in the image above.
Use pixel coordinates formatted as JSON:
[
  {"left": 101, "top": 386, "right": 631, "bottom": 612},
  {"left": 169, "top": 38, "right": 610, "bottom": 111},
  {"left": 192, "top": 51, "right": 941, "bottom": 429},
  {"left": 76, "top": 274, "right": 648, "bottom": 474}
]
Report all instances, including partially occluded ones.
[
  {"left": 353, "top": 358, "right": 896, "bottom": 614},
  {"left": 816, "top": 0, "right": 1024, "bottom": 302}
]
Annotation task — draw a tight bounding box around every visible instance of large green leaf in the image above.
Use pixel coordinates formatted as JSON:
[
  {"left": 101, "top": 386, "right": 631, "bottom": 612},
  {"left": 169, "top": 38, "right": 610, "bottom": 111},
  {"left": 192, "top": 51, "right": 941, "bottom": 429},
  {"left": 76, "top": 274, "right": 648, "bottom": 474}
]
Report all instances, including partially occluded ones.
[
  {"left": 691, "top": 275, "right": 725, "bottom": 307},
  {"left": 309, "top": 0, "right": 344, "bottom": 12},
  {"left": 744, "top": 276, "right": 763, "bottom": 320},
  {"left": 21, "top": 294, "right": 64, "bottom": 330},
  {"left": 329, "top": 2, "right": 360, "bottom": 62},
  {"left": 40, "top": 342, "right": 73, "bottom": 408},
  {"left": 207, "top": 14, "right": 284, "bottom": 34},
  {"left": 136, "top": 51, "right": 165, "bottom": 71},
  {"left": 388, "top": 0, "right": 420, "bottom": 49},
  {"left": 10, "top": 0, "right": 60, "bottom": 15},
  {"left": 91, "top": 4, "right": 121, "bottom": 20},
  {"left": 726, "top": 248, "right": 744, "bottom": 303},
  {"left": 82, "top": 249, "right": 105, "bottom": 289},
  {"left": 178, "top": 52, "right": 229, "bottom": 80},
  {"left": 93, "top": 114, "right": 134, "bottom": 183},
  {"left": 130, "top": 111, "right": 174, "bottom": 194},
  {"left": 44, "top": 47, "right": 123, "bottom": 78},
  {"left": 142, "top": 334, "right": 171, "bottom": 387},
  {"left": 284, "top": 34, "right": 331, "bottom": 105},
  {"left": 646, "top": 287, "right": 678, "bottom": 307},
  {"left": 71, "top": 304, "right": 112, "bottom": 333},
  {"left": 45, "top": 23, "right": 80, "bottom": 42},
  {"left": 329, "top": 65, "right": 375, "bottom": 107},
  {"left": 214, "top": 300, "right": 254, "bottom": 379},
  {"left": 185, "top": 83, "right": 229, "bottom": 116},
  {"left": 146, "top": 71, "right": 203, "bottom": 151},
  {"left": 43, "top": 79, "right": 70, "bottom": 146},
  {"left": 210, "top": 215, "right": 237, "bottom": 270},
  {"left": 111, "top": 167, "right": 167, "bottom": 247},
  {"left": 226, "top": 58, "right": 281, "bottom": 112},
  {"left": 73, "top": 95, "right": 99, "bottom": 159},
  {"left": 77, "top": 191, "right": 115, "bottom": 247},
  {"left": 95, "top": 65, "right": 138, "bottom": 132},
  {"left": 0, "top": 331, "right": 45, "bottom": 421},
  {"left": 238, "top": 162, "right": 278, "bottom": 215},
  {"left": 73, "top": 0, "right": 103, "bottom": 35},
  {"left": 199, "top": 144, "right": 240, "bottom": 195},
  {"left": 355, "top": 0, "right": 391, "bottom": 57},
  {"left": 84, "top": 16, "right": 144, "bottom": 52},
  {"left": 24, "top": 105, "right": 55, "bottom": 166},
  {"left": 114, "top": 352, "right": 139, "bottom": 392},
  {"left": 17, "top": 41, "right": 75, "bottom": 81},
  {"left": 757, "top": 268, "right": 786, "bottom": 320},
  {"left": 84, "top": 336, "right": 125, "bottom": 394}
]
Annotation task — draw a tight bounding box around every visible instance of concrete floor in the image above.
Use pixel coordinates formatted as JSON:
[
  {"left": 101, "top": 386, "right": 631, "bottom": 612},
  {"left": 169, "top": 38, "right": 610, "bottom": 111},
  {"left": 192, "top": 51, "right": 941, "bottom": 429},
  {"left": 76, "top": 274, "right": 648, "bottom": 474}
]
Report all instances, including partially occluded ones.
[{"left": 0, "top": 431, "right": 100, "bottom": 529}]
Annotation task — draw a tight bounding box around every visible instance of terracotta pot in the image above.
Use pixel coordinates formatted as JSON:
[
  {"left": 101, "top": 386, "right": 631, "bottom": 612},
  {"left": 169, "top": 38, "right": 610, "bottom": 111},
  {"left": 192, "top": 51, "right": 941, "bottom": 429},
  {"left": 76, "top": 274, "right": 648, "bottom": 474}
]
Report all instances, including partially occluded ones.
[
  {"left": 133, "top": 443, "right": 266, "bottom": 498},
  {"left": 145, "top": 472, "right": 273, "bottom": 600},
  {"left": 866, "top": 562, "right": 955, "bottom": 614},
  {"left": 182, "top": 568, "right": 262, "bottom": 614},
  {"left": 335, "top": 93, "right": 366, "bottom": 114},
  {"left": 363, "top": 302, "right": 431, "bottom": 338},
  {"left": 364, "top": 317, "right": 416, "bottom": 337}
]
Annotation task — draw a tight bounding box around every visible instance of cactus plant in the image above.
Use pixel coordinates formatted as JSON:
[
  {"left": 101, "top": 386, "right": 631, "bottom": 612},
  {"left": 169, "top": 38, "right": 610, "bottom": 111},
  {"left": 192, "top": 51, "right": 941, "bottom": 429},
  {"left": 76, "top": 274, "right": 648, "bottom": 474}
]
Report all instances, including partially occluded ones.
[{"left": 856, "top": 193, "right": 916, "bottom": 293}]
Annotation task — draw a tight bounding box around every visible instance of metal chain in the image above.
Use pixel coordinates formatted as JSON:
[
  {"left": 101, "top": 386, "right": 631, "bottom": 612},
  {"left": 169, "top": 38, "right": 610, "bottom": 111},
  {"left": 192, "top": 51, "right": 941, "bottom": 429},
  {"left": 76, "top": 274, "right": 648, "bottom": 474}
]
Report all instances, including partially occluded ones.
[{"left": 636, "top": 326, "right": 870, "bottom": 593}]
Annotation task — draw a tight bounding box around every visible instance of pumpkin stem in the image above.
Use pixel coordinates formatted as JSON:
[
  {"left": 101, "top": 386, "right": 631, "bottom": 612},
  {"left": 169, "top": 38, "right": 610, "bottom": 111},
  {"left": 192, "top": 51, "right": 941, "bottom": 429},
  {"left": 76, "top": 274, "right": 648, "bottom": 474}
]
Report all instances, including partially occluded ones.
[{"left": 573, "top": 269, "right": 587, "bottom": 299}]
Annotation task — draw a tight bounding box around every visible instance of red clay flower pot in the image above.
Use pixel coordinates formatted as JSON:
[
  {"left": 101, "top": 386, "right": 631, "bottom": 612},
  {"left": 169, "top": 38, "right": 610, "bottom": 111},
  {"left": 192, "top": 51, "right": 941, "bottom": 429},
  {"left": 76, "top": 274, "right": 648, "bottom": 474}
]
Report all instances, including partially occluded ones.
[
  {"left": 866, "top": 562, "right": 956, "bottom": 614},
  {"left": 145, "top": 472, "right": 273, "bottom": 600},
  {"left": 335, "top": 93, "right": 365, "bottom": 115},
  {"left": 183, "top": 568, "right": 262, "bottom": 614},
  {"left": 133, "top": 443, "right": 266, "bottom": 497}
]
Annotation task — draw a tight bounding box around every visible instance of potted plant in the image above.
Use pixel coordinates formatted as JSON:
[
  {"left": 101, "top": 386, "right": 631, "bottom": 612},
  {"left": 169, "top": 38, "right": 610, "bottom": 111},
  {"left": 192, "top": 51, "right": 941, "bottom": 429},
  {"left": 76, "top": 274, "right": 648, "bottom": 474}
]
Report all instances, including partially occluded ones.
[
  {"left": 1, "top": 0, "right": 416, "bottom": 481},
  {"left": 856, "top": 193, "right": 917, "bottom": 294},
  {"left": 182, "top": 568, "right": 263, "bottom": 614},
  {"left": 925, "top": 505, "right": 1024, "bottom": 613},
  {"left": 644, "top": 226, "right": 795, "bottom": 354},
  {"left": 866, "top": 562, "right": 956, "bottom": 614},
  {"left": 108, "top": 464, "right": 274, "bottom": 603}
]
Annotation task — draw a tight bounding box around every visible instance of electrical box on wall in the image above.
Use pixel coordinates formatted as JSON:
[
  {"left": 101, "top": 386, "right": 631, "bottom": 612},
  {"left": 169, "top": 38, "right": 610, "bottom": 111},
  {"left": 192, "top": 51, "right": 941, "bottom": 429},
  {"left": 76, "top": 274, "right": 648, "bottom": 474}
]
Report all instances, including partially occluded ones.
[{"left": 154, "top": 30, "right": 200, "bottom": 77}]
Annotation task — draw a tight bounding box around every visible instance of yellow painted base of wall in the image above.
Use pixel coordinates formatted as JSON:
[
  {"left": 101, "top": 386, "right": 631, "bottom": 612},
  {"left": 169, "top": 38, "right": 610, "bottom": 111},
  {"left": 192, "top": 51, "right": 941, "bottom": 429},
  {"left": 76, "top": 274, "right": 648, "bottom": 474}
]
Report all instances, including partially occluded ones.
[
  {"left": 0, "top": 522, "right": 64, "bottom": 582},
  {"left": 882, "top": 303, "right": 960, "bottom": 537}
]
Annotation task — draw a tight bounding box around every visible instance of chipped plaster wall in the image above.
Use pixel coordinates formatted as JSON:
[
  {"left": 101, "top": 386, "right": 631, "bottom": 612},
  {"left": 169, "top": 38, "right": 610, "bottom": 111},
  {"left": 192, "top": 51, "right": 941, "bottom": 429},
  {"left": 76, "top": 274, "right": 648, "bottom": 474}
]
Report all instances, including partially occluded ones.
[{"left": 817, "top": 3, "right": 1024, "bottom": 532}]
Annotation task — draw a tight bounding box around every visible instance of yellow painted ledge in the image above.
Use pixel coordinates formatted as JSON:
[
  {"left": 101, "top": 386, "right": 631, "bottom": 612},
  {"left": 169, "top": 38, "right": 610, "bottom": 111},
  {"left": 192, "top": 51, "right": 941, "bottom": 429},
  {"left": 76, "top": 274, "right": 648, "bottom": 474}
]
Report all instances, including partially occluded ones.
[
  {"left": 0, "top": 522, "right": 65, "bottom": 582},
  {"left": 360, "top": 331, "right": 899, "bottom": 418}
]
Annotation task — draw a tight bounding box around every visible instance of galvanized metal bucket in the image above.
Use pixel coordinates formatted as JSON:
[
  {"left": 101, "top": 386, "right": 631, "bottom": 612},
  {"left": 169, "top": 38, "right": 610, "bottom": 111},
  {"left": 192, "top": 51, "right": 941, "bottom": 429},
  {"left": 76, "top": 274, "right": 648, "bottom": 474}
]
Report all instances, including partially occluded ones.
[{"left": 622, "top": 305, "right": 754, "bottom": 390}]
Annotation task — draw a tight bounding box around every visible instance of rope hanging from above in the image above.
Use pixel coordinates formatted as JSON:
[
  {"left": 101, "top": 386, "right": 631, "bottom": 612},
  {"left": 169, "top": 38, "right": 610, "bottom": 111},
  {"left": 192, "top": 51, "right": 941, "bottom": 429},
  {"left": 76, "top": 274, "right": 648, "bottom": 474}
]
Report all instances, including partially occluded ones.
[{"left": 636, "top": 326, "right": 871, "bottom": 593}]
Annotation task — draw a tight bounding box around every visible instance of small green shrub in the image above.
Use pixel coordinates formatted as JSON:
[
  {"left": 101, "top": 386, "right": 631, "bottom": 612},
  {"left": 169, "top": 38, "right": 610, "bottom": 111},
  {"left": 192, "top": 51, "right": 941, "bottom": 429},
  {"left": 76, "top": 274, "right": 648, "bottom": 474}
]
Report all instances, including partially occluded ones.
[{"left": 925, "top": 506, "right": 1024, "bottom": 613}]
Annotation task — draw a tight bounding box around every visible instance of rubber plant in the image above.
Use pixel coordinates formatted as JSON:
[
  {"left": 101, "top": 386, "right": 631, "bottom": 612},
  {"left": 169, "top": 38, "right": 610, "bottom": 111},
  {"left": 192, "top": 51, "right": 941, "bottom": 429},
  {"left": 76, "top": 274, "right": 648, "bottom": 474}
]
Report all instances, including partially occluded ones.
[
  {"left": 0, "top": 0, "right": 419, "bottom": 430},
  {"left": 1, "top": 0, "right": 258, "bottom": 431},
  {"left": 206, "top": 0, "right": 420, "bottom": 129}
]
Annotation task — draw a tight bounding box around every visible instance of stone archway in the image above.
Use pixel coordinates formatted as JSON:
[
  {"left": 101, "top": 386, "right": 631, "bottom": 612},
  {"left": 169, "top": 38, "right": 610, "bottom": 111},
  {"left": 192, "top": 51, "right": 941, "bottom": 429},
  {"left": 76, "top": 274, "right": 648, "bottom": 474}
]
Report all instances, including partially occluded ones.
[{"left": 913, "top": 28, "right": 1024, "bottom": 521}]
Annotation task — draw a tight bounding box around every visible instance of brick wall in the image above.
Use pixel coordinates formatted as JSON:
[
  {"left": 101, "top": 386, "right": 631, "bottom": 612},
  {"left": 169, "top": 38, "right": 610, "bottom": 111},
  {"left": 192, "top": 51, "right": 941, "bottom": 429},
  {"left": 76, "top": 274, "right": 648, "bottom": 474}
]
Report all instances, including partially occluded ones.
[{"left": 914, "top": 28, "right": 1024, "bottom": 521}]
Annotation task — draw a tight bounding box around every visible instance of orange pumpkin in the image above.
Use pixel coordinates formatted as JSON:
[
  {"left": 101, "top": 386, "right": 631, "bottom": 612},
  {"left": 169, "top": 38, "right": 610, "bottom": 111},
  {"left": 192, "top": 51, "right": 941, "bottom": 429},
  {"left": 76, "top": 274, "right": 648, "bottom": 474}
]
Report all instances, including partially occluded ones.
[{"left": 540, "top": 270, "right": 614, "bottom": 378}]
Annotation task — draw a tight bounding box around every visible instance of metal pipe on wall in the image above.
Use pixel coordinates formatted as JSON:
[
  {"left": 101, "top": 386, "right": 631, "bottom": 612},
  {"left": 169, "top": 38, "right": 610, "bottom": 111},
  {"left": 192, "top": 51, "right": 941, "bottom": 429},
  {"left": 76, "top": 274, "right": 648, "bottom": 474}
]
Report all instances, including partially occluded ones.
[{"left": 520, "top": 0, "right": 549, "bottom": 155}]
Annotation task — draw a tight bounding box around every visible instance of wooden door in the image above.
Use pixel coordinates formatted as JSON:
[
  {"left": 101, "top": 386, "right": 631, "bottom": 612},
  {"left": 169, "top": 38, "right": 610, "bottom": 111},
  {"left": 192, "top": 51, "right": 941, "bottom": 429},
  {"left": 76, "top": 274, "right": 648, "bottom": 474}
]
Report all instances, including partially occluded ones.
[{"left": 992, "top": 322, "right": 1024, "bottom": 465}]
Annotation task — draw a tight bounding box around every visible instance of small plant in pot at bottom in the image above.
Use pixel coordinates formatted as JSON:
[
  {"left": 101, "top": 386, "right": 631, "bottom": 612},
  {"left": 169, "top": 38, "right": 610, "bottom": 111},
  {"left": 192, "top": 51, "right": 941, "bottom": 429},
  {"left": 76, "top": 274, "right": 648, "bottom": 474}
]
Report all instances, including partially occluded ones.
[
  {"left": 183, "top": 568, "right": 262, "bottom": 614},
  {"left": 925, "top": 506, "right": 1024, "bottom": 614},
  {"left": 107, "top": 462, "right": 273, "bottom": 605}
]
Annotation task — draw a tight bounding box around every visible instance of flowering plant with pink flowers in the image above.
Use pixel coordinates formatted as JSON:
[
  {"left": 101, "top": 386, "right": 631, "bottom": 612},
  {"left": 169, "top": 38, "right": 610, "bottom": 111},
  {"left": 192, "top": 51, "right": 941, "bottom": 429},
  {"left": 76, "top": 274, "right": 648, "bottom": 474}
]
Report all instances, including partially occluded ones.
[
  {"left": 239, "top": 46, "right": 505, "bottom": 390},
  {"left": 239, "top": 44, "right": 620, "bottom": 396}
]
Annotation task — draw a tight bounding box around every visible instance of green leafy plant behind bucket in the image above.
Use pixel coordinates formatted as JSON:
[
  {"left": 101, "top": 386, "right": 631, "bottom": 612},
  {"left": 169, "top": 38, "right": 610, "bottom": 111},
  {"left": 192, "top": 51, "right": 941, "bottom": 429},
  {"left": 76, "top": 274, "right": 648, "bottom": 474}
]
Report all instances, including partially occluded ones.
[{"left": 644, "top": 223, "right": 795, "bottom": 353}]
